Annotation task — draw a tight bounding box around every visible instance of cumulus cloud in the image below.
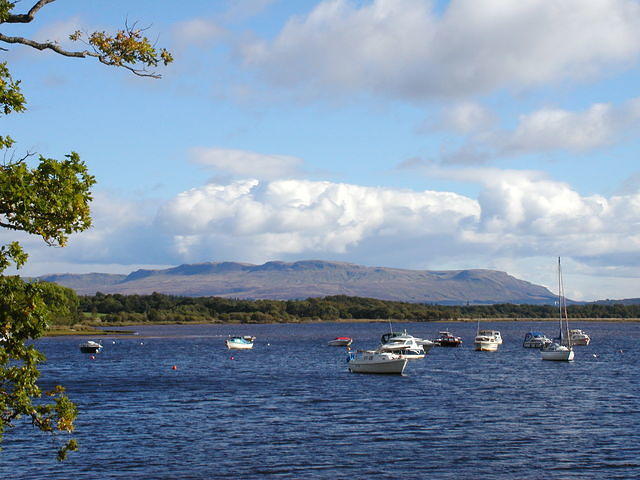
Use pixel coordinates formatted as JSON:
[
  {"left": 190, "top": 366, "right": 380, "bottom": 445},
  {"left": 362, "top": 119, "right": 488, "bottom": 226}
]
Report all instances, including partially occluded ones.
[
  {"left": 172, "top": 18, "right": 224, "bottom": 48},
  {"left": 156, "top": 178, "right": 480, "bottom": 261},
  {"left": 505, "top": 104, "right": 616, "bottom": 153},
  {"left": 7, "top": 170, "right": 640, "bottom": 299},
  {"left": 190, "top": 147, "right": 306, "bottom": 179},
  {"left": 441, "top": 102, "right": 495, "bottom": 134},
  {"left": 436, "top": 97, "right": 640, "bottom": 163},
  {"left": 241, "top": 0, "right": 640, "bottom": 99}
]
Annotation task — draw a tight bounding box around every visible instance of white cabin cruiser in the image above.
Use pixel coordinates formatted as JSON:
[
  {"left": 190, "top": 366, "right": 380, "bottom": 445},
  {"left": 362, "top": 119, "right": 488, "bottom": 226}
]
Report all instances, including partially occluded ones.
[
  {"left": 225, "top": 336, "right": 255, "bottom": 350},
  {"left": 474, "top": 332, "right": 500, "bottom": 352},
  {"left": 569, "top": 329, "right": 591, "bottom": 346},
  {"left": 478, "top": 329, "right": 502, "bottom": 345},
  {"left": 523, "top": 332, "right": 552, "bottom": 348},
  {"left": 379, "top": 330, "right": 428, "bottom": 358},
  {"left": 348, "top": 350, "right": 408, "bottom": 374}
]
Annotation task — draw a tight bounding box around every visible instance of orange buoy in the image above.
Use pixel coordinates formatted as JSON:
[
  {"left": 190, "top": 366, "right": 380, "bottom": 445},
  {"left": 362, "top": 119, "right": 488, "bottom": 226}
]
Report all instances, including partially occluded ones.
[
  {"left": 172, "top": 365, "right": 177, "bottom": 370},
  {"left": 90, "top": 355, "right": 95, "bottom": 360}
]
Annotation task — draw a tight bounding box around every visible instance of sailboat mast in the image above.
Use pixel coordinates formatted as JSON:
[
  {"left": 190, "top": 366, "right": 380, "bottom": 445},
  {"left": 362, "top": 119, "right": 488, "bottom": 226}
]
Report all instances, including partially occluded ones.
[
  {"left": 557, "top": 257, "right": 563, "bottom": 344},
  {"left": 557, "top": 257, "right": 571, "bottom": 347}
]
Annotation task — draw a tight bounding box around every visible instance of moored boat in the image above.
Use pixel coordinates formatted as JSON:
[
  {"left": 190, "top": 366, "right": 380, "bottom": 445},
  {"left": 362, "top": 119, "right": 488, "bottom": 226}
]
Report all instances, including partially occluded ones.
[
  {"left": 478, "top": 329, "right": 502, "bottom": 345},
  {"left": 433, "top": 331, "right": 462, "bottom": 347},
  {"left": 474, "top": 333, "right": 499, "bottom": 352},
  {"left": 328, "top": 336, "right": 353, "bottom": 346},
  {"left": 541, "top": 258, "right": 574, "bottom": 362},
  {"left": 379, "top": 330, "right": 427, "bottom": 359},
  {"left": 347, "top": 350, "right": 408, "bottom": 374},
  {"left": 523, "top": 332, "right": 552, "bottom": 348},
  {"left": 79, "top": 340, "right": 102, "bottom": 353},
  {"left": 569, "top": 329, "right": 591, "bottom": 346},
  {"left": 540, "top": 342, "right": 574, "bottom": 361},
  {"left": 225, "top": 336, "right": 255, "bottom": 350}
]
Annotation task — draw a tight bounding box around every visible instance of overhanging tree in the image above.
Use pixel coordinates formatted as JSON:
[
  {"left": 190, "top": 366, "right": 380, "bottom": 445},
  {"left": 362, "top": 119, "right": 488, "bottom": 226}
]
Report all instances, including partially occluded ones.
[{"left": 0, "top": 0, "right": 172, "bottom": 460}]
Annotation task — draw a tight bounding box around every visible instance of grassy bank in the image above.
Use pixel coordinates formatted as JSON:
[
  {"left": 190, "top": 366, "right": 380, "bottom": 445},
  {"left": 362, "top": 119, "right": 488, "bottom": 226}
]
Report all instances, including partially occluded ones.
[{"left": 45, "top": 324, "right": 138, "bottom": 336}]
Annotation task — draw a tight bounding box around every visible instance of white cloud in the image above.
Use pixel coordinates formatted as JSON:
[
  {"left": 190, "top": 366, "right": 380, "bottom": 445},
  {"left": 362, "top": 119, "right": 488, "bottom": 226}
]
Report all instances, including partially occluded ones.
[
  {"left": 34, "top": 16, "right": 83, "bottom": 46},
  {"left": 506, "top": 103, "right": 616, "bottom": 153},
  {"left": 172, "top": 18, "right": 224, "bottom": 48},
  {"left": 442, "top": 102, "right": 494, "bottom": 134},
  {"left": 156, "top": 178, "right": 480, "bottom": 261},
  {"left": 190, "top": 147, "right": 306, "bottom": 179},
  {"left": 242, "top": 0, "right": 640, "bottom": 99},
  {"left": 6, "top": 170, "right": 640, "bottom": 300},
  {"left": 436, "top": 97, "right": 640, "bottom": 163}
]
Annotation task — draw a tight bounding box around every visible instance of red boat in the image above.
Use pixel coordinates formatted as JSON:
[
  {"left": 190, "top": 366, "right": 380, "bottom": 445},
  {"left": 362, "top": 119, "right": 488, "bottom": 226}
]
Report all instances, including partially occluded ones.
[{"left": 327, "top": 336, "right": 353, "bottom": 347}]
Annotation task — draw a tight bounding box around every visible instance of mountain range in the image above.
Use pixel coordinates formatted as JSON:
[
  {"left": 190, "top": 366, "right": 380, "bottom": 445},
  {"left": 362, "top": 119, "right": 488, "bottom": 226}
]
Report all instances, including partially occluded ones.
[{"left": 38, "top": 260, "right": 560, "bottom": 305}]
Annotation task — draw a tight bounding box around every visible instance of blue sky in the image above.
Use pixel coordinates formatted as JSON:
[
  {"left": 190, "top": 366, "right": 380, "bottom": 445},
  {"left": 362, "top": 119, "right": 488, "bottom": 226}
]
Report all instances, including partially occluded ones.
[{"left": 3, "top": 0, "right": 640, "bottom": 300}]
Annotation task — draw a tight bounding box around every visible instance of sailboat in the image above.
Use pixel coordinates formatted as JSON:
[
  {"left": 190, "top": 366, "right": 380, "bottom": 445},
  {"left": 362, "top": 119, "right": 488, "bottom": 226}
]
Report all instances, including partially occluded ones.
[{"left": 541, "top": 258, "right": 575, "bottom": 361}]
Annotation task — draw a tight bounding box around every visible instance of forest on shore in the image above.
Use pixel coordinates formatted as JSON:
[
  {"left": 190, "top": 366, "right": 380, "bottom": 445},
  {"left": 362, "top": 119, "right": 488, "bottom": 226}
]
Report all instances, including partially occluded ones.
[{"left": 40, "top": 288, "right": 640, "bottom": 326}]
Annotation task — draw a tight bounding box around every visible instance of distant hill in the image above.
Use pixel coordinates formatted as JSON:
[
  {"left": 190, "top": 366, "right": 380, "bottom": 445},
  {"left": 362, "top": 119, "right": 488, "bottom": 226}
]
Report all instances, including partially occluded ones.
[
  {"left": 592, "top": 298, "right": 640, "bottom": 305},
  {"left": 37, "top": 260, "right": 559, "bottom": 305}
]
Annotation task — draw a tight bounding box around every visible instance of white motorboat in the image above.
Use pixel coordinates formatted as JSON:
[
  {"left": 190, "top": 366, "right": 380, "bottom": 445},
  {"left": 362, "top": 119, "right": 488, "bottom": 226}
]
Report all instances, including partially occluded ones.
[
  {"left": 541, "top": 258, "right": 574, "bottom": 362},
  {"left": 328, "top": 336, "right": 353, "bottom": 347},
  {"left": 569, "top": 329, "right": 591, "bottom": 346},
  {"left": 523, "top": 332, "right": 552, "bottom": 348},
  {"left": 478, "top": 329, "right": 502, "bottom": 345},
  {"left": 225, "top": 336, "right": 255, "bottom": 350},
  {"left": 379, "top": 330, "right": 427, "bottom": 359},
  {"left": 79, "top": 340, "right": 102, "bottom": 353},
  {"left": 348, "top": 350, "right": 408, "bottom": 374},
  {"left": 474, "top": 333, "right": 499, "bottom": 352},
  {"left": 474, "top": 322, "right": 501, "bottom": 351}
]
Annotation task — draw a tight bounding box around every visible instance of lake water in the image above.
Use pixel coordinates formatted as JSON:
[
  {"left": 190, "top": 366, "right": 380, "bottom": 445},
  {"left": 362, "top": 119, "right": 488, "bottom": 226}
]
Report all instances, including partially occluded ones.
[{"left": 3, "top": 321, "right": 639, "bottom": 479}]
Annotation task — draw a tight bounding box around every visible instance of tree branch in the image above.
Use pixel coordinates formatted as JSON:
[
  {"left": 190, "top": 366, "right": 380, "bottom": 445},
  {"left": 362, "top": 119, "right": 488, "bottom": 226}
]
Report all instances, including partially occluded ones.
[
  {"left": 0, "top": 32, "right": 89, "bottom": 58},
  {"left": 3, "top": 0, "right": 56, "bottom": 24},
  {"left": 0, "top": 32, "right": 162, "bottom": 77}
]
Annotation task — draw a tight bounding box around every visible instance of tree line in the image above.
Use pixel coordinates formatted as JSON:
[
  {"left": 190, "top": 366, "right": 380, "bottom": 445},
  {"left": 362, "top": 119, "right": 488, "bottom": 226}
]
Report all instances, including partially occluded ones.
[{"left": 68, "top": 291, "right": 640, "bottom": 324}]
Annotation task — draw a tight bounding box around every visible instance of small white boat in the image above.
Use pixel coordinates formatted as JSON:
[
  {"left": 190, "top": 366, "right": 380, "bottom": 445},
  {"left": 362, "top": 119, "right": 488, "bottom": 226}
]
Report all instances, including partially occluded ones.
[
  {"left": 79, "top": 340, "right": 102, "bottom": 353},
  {"left": 225, "top": 336, "right": 255, "bottom": 350},
  {"left": 569, "top": 329, "right": 591, "bottom": 346},
  {"left": 541, "top": 258, "right": 574, "bottom": 362},
  {"left": 523, "top": 332, "right": 552, "bottom": 348},
  {"left": 328, "top": 336, "right": 353, "bottom": 347},
  {"left": 474, "top": 333, "right": 499, "bottom": 352},
  {"left": 541, "top": 342, "right": 575, "bottom": 361},
  {"left": 379, "top": 330, "right": 427, "bottom": 359},
  {"left": 348, "top": 350, "right": 408, "bottom": 374}
]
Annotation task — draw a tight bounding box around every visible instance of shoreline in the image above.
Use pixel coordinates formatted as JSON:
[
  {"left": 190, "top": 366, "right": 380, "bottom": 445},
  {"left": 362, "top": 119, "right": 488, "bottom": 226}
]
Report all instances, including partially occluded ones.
[{"left": 43, "top": 316, "right": 640, "bottom": 336}]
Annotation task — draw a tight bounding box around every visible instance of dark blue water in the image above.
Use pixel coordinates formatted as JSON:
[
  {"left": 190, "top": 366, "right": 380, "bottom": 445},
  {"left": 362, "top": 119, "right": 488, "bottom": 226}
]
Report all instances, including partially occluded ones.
[{"left": 2, "top": 321, "right": 639, "bottom": 479}]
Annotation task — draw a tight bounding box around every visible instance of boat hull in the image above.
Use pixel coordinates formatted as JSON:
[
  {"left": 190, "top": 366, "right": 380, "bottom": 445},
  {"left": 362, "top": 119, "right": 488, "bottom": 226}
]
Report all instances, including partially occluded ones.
[
  {"left": 79, "top": 341, "right": 102, "bottom": 354},
  {"left": 541, "top": 347, "right": 574, "bottom": 361},
  {"left": 523, "top": 339, "right": 551, "bottom": 349},
  {"left": 225, "top": 340, "right": 253, "bottom": 350},
  {"left": 348, "top": 358, "right": 408, "bottom": 374},
  {"left": 474, "top": 341, "right": 499, "bottom": 352},
  {"left": 79, "top": 346, "right": 101, "bottom": 354},
  {"left": 328, "top": 338, "right": 353, "bottom": 346}
]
